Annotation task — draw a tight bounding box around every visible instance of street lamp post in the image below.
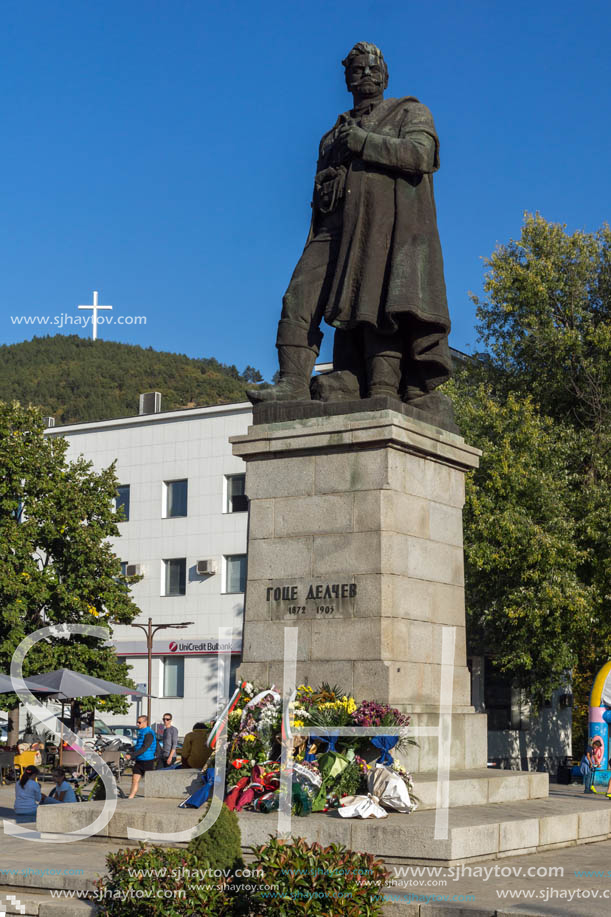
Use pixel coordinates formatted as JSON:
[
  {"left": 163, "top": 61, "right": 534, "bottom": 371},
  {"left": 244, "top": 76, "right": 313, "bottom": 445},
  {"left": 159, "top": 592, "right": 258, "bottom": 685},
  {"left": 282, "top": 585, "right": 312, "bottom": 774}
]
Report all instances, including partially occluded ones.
[{"left": 129, "top": 618, "right": 194, "bottom": 723}]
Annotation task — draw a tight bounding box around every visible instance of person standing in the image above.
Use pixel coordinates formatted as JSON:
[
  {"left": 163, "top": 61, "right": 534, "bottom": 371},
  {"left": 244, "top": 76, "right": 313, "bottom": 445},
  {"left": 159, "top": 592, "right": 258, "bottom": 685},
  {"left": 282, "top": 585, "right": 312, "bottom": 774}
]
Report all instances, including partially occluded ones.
[
  {"left": 125, "top": 715, "right": 157, "bottom": 798},
  {"left": 158, "top": 712, "right": 179, "bottom": 768}
]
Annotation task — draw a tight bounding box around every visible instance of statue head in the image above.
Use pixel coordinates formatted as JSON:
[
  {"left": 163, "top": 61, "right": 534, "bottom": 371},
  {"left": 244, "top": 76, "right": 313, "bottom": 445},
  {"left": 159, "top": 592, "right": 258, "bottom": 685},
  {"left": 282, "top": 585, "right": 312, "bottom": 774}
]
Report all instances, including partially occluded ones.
[{"left": 342, "top": 42, "right": 389, "bottom": 97}]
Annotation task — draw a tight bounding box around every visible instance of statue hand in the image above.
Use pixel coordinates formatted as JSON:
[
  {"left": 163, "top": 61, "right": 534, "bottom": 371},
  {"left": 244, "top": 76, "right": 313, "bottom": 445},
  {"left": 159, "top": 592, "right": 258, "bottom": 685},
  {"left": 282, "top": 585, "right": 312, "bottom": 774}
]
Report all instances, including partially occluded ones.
[
  {"left": 315, "top": 166, "right": 339, "bottom": 185},
  {"left": 335, "top": 123, "right": 368, "bottom": 158}
]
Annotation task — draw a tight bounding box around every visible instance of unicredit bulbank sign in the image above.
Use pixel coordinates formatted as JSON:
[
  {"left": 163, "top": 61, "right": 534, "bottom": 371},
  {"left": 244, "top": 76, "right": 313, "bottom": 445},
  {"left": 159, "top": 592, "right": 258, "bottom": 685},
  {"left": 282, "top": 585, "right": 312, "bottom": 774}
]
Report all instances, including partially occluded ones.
[{"left": 114, "top": 637, "right": 240, "bottom": 656}]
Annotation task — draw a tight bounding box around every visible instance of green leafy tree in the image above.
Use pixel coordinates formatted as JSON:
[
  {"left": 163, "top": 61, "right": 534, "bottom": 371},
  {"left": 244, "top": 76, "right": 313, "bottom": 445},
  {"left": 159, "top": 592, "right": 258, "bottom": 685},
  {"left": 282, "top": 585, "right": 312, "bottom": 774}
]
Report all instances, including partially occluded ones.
[
  {"left": 448, "top": 376, "right": 595, "bottom": 704},
  {"left": 0, "top": 401, "right": 141, "bottom": 742},
  {"left": 472, "top": 213, "right": 610, "bottom": 437},
  {"left": 241, "top": 365, "right": 263, "bottom": 384},
  {"left": 453, "top": 213, "right": 610, "bottom": 707}
]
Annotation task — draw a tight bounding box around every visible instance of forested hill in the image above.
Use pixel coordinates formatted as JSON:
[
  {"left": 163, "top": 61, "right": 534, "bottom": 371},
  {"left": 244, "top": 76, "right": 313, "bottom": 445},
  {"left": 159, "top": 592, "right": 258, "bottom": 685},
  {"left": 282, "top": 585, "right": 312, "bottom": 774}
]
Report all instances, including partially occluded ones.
[{"left": 0, "top": 336, "right": 262, "bottom": 424}]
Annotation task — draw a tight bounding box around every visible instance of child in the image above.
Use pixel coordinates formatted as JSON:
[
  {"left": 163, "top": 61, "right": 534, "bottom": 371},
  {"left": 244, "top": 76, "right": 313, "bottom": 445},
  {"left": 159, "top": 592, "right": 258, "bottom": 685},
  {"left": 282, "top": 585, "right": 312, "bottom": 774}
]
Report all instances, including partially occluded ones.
[{"left": 585, "top": 737, "right": 609, "bottom": 795}]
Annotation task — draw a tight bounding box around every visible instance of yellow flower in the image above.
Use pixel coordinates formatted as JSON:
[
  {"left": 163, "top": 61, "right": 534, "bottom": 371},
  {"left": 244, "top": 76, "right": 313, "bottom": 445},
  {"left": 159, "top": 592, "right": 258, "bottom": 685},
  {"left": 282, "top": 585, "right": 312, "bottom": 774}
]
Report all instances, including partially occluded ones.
[
  {"left": 243, "top": 734, "right": 256, "bottom": 743},
  {"left": 293, "top": 720, "right": 305, "bottom": 728}
]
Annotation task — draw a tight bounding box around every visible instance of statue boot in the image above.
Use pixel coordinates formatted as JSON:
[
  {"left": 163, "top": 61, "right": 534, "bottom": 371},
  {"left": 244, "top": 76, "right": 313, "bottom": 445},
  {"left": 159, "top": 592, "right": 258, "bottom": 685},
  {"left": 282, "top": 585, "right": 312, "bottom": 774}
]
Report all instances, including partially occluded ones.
[
  {"left": 403, "top": 376, "right": 458, "bottom": 431},
  {"left": 246, "top": 345, "right": 317, "bottom": 404},
  {"left": 364, "top": 331, "right": 402, "bottom": 399}
]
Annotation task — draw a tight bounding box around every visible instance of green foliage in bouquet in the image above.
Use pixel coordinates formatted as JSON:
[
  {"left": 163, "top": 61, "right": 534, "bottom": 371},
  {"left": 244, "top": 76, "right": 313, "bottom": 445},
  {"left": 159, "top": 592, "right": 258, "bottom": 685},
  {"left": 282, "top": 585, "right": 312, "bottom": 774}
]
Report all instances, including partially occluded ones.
[
  {"left": 225, "top": 760, "right": 254, "bottom": 788},
  {"left": 334, "top": 759, "right": 367, "bottom": 799}
]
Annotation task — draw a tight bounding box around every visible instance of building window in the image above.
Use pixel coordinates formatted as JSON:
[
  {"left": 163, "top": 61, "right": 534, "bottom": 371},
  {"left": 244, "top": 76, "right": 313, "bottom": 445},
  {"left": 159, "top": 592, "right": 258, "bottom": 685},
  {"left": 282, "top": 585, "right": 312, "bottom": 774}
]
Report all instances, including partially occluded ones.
[
  {"left": 162, "top": 657, "right": 184, "bottom": 697},
  {"left": 120, "top": 562, "right": 128, "bottom": 576},
  {"left": 163, "top": 558, "right": 186, "bottom": 596},
  {"left": 116, "top": 485, "right": 130, "bottom": 521},
  {"left": 224, "top": 554, "right": 247, "bottom": 594},
  {"left": 484, "top": 658, "right": 529, "bottom": 731},
  {"left": 225, "top": 474, "right": 248, "bottom": 513},
  {"left": 164, "top": 479, "right": 188, "bottom": 518}
]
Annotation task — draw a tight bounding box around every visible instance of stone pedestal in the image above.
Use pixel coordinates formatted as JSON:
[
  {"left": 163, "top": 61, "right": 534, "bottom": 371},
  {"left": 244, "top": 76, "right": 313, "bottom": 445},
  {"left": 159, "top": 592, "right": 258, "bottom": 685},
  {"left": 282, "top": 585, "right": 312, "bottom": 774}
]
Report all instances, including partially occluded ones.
[{"left": 231, "top": 409, "right": 487, "bottom": 770}]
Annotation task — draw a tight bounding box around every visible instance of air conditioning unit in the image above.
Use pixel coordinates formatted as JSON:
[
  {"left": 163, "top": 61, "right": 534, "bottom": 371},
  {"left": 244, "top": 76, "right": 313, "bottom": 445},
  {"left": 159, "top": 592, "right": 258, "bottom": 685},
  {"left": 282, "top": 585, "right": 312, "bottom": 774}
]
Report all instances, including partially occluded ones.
[
  {"left": 197, "top": 559, "right": 216, "bottom": 576},
  {"left": 138, "top": 392, "right": 162, "bottom": 415},
  {"left": 126, "top": 564, "right": 143, "bottom": 577}
]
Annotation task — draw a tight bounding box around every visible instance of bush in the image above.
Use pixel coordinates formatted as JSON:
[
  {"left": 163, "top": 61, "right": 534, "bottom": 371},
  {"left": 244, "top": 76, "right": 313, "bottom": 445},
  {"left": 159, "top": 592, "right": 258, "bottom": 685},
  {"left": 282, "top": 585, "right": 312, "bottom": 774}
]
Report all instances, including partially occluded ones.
[
  {"left": 99, "top": 844, "right": 232, "bottom": 916},
  {"left": 249, "top": 835, "right": 389, "bottom": 916},
  {"left": 99, "top": 810, "right": 390, "bottom": 916},
  {"left": 188, "top": 802, "right": 243, "bottom": 872},
  {"left": 99, "top": 803, "right": 244, "bottom": 916}
]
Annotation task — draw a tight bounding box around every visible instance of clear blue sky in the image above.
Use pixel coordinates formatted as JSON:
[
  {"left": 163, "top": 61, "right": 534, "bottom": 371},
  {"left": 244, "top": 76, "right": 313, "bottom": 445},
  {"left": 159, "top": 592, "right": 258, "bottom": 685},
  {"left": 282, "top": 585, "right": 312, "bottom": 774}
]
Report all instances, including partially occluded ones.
[{"left": 2, "top": 0, "right": 610, "bottom": 380}]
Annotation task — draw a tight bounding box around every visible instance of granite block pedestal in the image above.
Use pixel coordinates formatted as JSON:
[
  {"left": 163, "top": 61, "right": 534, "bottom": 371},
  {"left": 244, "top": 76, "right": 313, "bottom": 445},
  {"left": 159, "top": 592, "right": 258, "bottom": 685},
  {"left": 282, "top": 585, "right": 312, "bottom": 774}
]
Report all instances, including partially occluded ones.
[{"left": 231, "top": 408, "right": 488, "bottom": 771}]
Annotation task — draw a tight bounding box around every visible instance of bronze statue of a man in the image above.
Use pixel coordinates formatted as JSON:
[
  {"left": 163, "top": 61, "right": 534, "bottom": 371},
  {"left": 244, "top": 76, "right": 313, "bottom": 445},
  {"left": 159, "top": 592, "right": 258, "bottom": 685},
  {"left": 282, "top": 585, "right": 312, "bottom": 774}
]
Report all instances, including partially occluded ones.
[{"left": 248, "top": 42, "right": 452, "bottom": 414}]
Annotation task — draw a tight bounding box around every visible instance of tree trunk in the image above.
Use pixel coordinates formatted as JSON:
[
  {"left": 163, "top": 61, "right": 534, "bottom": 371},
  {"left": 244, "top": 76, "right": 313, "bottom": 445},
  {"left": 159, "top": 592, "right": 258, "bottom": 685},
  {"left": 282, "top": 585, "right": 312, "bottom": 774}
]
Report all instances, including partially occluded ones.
[{"left": 7, "top": 706, "right": 19, "bottom": 747}]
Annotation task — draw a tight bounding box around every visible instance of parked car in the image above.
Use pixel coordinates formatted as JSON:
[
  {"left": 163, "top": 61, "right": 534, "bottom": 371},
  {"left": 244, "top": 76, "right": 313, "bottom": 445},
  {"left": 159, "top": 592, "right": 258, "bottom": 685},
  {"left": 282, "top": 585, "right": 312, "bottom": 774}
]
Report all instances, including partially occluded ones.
[
  {"left": 110, "top": 724, "right": 139, "bottom": 742},
  {"left": 93, "top": 718, "right": 134, "bottom": 746}
]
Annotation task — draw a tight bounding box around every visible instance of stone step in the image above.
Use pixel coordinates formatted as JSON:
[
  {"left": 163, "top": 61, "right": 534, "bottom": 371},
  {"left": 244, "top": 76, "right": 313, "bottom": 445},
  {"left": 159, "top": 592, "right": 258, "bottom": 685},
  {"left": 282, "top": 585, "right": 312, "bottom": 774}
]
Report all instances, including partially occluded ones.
[
  {"left": 0, "top": 835, "right": 126, "bottom": 894},
  {"left": 142, "top": 765, "right": 548, "bottom": 808},
  {"left": 237, "top": 786, "right": 611, "bottom": 866},
  {"left": 35, "top": 797, "right": 201, "bottom": 840},
  {"left": 35, "top": 784, "right": 604, "bottom": 867},
  {"left": 143, "top": 767, "right": 204, "bottom": 799},
  {"left": 409, "top": 768, "right": 548, "bottom": 809},
  {"left": 35, "top": 769, "right": 547, "bottom": 840},
  {"left": 0, "top": 889, "right": 95, "bottom": 916}
]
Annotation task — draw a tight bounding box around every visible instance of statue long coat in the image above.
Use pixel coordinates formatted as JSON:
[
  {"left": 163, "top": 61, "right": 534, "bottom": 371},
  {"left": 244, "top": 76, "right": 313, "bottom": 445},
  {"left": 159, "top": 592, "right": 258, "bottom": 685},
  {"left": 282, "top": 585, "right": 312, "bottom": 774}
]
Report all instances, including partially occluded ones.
[{"left": 315, "top": 97, "right": 450, "bottom": 339}]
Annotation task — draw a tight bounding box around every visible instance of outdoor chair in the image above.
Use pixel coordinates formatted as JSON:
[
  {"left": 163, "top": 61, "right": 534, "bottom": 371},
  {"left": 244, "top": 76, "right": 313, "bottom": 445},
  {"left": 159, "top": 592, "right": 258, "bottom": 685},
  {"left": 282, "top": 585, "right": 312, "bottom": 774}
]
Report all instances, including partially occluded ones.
[{"left": 60, "top": 749, "right": 86, "bottom": 777}]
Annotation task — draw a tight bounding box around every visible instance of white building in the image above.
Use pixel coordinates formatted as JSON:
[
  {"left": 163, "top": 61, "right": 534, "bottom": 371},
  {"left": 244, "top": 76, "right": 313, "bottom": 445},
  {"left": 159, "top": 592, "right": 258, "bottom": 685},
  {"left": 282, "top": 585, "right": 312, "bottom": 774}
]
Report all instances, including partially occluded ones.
[{"left": 47, "top": 398, "right": 252, "bottom": 737}]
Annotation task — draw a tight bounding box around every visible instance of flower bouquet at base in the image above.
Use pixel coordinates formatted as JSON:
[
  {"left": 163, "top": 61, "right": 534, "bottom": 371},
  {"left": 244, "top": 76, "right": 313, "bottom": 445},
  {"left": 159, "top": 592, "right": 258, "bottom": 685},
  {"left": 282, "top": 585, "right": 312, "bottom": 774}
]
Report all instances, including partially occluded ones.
[
  {"left": 367, "top": 761, "right": 418, "bottom": 814},
  {"left": 227, "top": 684, "right": 283, "bottom": 765},
  {"left": 350, "top": 700, "right": 415, "bottom": 760},
  {"left": 310, "top": 738, "right": 353, "bottom": 812},
  {"left": 225, "top": 760, "right": 280, "bottom": 811}
]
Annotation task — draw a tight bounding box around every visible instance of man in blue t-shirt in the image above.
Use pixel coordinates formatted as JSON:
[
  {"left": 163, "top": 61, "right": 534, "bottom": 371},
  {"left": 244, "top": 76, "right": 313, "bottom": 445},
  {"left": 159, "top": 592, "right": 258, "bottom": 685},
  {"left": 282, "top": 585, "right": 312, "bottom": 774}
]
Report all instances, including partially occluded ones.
[{"left": 126, "top": 715, "right": 157, "bottom": 799}]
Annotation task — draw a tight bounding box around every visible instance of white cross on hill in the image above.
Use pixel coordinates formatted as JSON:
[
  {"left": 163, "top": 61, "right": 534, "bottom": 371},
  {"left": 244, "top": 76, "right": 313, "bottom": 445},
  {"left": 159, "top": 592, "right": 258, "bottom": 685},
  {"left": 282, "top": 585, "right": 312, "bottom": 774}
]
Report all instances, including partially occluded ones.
[{"left": 78, "top": 290, "right": 112, "bottom": 340}]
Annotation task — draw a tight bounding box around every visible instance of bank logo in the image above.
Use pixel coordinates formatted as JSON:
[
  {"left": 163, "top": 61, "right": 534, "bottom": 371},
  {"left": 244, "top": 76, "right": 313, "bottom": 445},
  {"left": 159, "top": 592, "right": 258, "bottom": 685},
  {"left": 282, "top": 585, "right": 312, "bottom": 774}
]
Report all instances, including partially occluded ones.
[{"left": 169, "top": 641, "right": 178, "bottom": 652}]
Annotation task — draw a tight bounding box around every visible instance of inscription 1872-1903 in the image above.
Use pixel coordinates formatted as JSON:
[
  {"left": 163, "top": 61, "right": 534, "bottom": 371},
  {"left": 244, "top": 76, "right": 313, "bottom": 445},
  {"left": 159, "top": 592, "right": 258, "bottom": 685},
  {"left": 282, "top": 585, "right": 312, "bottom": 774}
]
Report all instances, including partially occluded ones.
[{"left": 266, "top": 581, "right": 358, "bottom": 620}]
